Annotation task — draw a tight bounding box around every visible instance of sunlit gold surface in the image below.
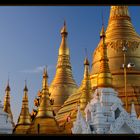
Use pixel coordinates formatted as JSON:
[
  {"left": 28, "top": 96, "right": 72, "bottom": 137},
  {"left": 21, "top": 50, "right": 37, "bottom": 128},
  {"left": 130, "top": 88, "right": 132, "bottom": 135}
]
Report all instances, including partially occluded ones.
[
  {"left": 97, "top": 26, "right": 112, "bottom": 87},
  {"left": 27, "top": 117, "right": 63, "bottom": 134},
  {"left": 28, "top": 68, "right": 62, "bottom": 134},
  {"left": 55, "top": 58, "right": 92, "bottom": 133},
  {"left": 50, "top": 22, "right": 78, "bottom": 113},
  {"left": 3, "top": 80, "right": 15, "bottom": 127},
  {"left": 91, "top": 6, "right": 140, "bottom": 114},
  {"left": 13, "top": 83, "right": 31, "bottom": 134}
]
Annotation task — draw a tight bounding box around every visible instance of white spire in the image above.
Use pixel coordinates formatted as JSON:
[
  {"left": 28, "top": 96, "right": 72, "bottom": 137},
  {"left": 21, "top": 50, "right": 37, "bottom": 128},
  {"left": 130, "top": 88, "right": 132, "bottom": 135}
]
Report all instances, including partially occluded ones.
[{"left": 130, "top": 102, "right": 137, "bottom": 120}]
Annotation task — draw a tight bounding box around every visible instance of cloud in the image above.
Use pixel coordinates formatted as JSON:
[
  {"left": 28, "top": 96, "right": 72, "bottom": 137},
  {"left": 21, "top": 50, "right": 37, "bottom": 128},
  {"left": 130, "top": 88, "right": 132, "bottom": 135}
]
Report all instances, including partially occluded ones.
[{"left": 20, "top": 65, "right": 55, "bottom": 74}]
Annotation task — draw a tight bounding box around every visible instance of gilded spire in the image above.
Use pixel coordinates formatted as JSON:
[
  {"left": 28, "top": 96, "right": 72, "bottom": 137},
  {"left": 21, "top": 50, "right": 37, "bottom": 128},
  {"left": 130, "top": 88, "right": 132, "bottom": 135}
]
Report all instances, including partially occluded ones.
[
  {"left": 3, "top": 79, "right": 14, "bottom": 127},
  {"left": 42, "top": 66, "right": 48, "bottom": 90},
  {"left": 17, "top": 81, "right": 31, "bottom": 125},
  {"left": 80, "top": 57, "right": 92, "bottom": 110},
  {"left": 36, "top": 68, "right": 54, "bottom": 118},
  {"left": 59, "top": 21, "right": 69, "bottom": 56},
  {"left": 50, "top": 21, "right": 78, "bottom": 113},
  {"left": 97, "top": 25, "right": 112, "bottom": 87}
]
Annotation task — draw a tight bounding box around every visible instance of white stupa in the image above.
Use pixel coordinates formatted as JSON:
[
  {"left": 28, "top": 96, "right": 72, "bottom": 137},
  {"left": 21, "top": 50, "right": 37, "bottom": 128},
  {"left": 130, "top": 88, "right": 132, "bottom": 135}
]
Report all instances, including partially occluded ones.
[
  {"left": 72, "top": 25, "right": 140, "bottom": 134},
  {"left": 0, "top": 100, "right": 13, "bottom": 134}
]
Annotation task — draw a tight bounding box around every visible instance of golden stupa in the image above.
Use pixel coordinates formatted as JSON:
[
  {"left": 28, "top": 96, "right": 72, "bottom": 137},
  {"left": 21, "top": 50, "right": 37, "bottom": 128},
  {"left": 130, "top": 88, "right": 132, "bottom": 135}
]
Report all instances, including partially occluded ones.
[
  {"left": 90, "top": 6, "right": 140, "bottom": 114},
  {"left": 49, "top": 21, "right": 78, "bottom": 114},
  {"left": 13, "top": 81, "right": 32, "bottom": 134},
  {"left": 3, "top": 79, "right": 15, "bottom": 128},
  {"left": 55, "top": 57, "right": 93, "bottom": 133},
  {"left": 27, "top": 68, "right": 63, "bottom": 134}
]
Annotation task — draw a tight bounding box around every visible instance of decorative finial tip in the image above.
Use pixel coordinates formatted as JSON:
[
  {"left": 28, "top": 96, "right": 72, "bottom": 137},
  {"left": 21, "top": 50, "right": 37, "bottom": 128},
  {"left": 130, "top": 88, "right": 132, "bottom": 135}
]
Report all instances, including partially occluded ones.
[
  {"left": 100, "top": 26, "right": 106, "bottom": 38},
  {"left": 5, "top": 78, "right": 10, "bottom": 91},
  {"left": 61, "top": 20, "right": 68, "bottom": 35},
  {"left": 24, "top": 80, "right": 28, "bottom": 91},
  {"left": 64, "top": 20, "right": 66, "bottom": 26},
  {"left": 43, "top": 65, "right": 48, "bottom": 78},
  {"left": 84, "top": 57, "right": 89, "bottom": 65},
  {"left": 84, "top": 48, "right": 89, "bottom": 65}
]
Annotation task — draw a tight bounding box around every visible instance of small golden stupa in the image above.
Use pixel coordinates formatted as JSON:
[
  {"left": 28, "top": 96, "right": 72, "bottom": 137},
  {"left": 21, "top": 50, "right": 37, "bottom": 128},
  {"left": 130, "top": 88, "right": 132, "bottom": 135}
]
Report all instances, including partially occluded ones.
[
  {"left": 27, "top": 68, "right": 63, "bottom": 134},
  {"left": 13, "top": 81, "right": 32, "bottom": 134}
]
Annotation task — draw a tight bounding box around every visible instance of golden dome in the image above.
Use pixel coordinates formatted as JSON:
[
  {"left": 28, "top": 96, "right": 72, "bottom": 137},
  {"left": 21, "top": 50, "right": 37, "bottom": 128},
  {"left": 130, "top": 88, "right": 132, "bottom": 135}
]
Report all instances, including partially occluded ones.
[
  {"left": 55, "top": 57, "right": 92, "bottom": 133},
  {"left": 49, "top": 22, "right": 78, "bottom": 114},
  {"left": 90, "top": 6, "right": 140, "bottom": 114}
]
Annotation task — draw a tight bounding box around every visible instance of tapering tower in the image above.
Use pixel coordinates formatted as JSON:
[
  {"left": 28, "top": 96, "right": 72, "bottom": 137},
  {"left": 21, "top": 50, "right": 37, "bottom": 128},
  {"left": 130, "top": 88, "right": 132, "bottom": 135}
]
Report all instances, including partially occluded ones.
[
  {"left": 13, "top": 81, "right": 31, "bottom": 134},
  {"left": 28, "top": 68, "right": 62, "bottom": 134},
  {"left": 3, "top": 79, "right": 15, "bottom": 127},
  {"left": 50, "top": 21, "right": 78, "bottom": 113},
  {"left": 55, "top": 57, "right": 92, "bottom": 133},
  {"left": 91, "top": 6, "right": 140, "bottom": 114},
  {"left": 31, "top": 67, "right": 49, "bottom": 120}
]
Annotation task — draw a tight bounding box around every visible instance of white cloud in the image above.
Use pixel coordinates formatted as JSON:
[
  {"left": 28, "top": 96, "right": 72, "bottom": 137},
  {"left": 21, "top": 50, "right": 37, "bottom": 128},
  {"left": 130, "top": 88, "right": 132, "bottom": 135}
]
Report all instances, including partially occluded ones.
[{"left": 20, "top": 65, "right": 55, "bottom": 74}]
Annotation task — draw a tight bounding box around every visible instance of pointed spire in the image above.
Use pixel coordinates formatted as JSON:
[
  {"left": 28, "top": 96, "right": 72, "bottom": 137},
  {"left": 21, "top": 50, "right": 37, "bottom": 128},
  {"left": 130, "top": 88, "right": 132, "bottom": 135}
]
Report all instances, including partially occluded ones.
[
  {"left": 130, "top": 101, "right": 137, "bottom": 120},
  {"left": 59, "top": 21, "right": 69, "bottom": 56},
  {"left": 50, "top": 21, "right": 78, "bottom": 113},
  {"left": 24, "top": 80, "right": 28, "bottom": 92},
  {"left": 42, "top": 66, "right": 48, "bottom": 90},
  {"left": 17, "top": 82, "right": 31, "bottom": 125},
  {"left": 5, "top": 78, "right": 10, "bottom": 91},
  {"left": 36, "top": 69, "right": 54, "bottom": 118},
  {"left": 83, "top": 57, "right": 90, "bottom": 78},
  {"left": 79, "top": 56, "right": 92, "bottom": 111},
  {"left": 60, "top": 20, "right": 68, "bottom": 36},
  {"left": 3, "top": 79, "right": 14, "bottom": 127},
  {"left": 97, "top": 24, "right": 112, "bottom": 88}
]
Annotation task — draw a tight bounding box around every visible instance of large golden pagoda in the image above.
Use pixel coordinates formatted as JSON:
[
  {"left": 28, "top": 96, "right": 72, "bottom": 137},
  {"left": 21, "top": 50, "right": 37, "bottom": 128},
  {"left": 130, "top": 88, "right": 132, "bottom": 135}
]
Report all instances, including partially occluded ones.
[
  {"left": 55, "top": 57, "right": 93, "bottom": 133},
  {"left": 28, "top": 68, "right": 63, "bottom": 134},
  {"left": 49, "top": 22, "right": 78, "bottom": 114},
  {"left": 90, "top": 6, "right": 140, "bottom": 114},
  {"left": 3, "top": 79, "right": 15, "bottom": 128},
  {"left": 13, "top": 82, "right": 32, "bottom": 134}
]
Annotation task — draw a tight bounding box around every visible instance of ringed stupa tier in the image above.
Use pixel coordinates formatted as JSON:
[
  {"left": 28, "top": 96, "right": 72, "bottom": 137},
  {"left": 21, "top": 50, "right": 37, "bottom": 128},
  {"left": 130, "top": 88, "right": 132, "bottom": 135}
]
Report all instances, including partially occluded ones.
[
  {"left": 49, "top": 22, "right": 78, "bottom": 114},
  {"left": 55, "top": 57, "right": 93, "bottom": 133},
  {"left": 90, "top": 6, "right": 140, "bottom": 114}
]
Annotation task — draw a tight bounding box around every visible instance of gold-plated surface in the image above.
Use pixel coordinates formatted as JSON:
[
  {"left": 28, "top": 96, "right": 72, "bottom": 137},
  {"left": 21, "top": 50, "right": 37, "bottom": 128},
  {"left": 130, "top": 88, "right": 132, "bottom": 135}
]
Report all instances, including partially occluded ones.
[
  {"left": 35, "top": 69, "right": 53, "bottom": 118},
  {"left": 97, "top": 26, "right": 112, "bottom": 87},
  {"left": 91, "top": 6, "right": 140, "bottom": 114},
  {"left": 55, "top": 57, "right": 92, "bottom": 133},
  {"left": 50, "top": 22, "right": 78, "bottom": 113},
  {"left": 13, "top": 82, "right": 31, "bottom": 134},
  {"left": 28, "top": 68, "right": 63, "bottom": 134},
  {"left": 27, "top": 117, "right": 63, "bottom": 134},
  {"left": 30, "top": 67, "right": 49, "bottom": 120},
  {"left": 3, "top": 80, "right": 15, "bottom": 127}
]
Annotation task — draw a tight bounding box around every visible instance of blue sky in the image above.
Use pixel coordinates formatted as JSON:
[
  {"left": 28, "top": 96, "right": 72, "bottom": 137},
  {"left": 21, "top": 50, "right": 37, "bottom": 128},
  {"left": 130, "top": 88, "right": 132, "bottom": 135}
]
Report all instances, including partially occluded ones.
[{"left": 0, "top": 6, "right": 139, "bottom": 123}]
